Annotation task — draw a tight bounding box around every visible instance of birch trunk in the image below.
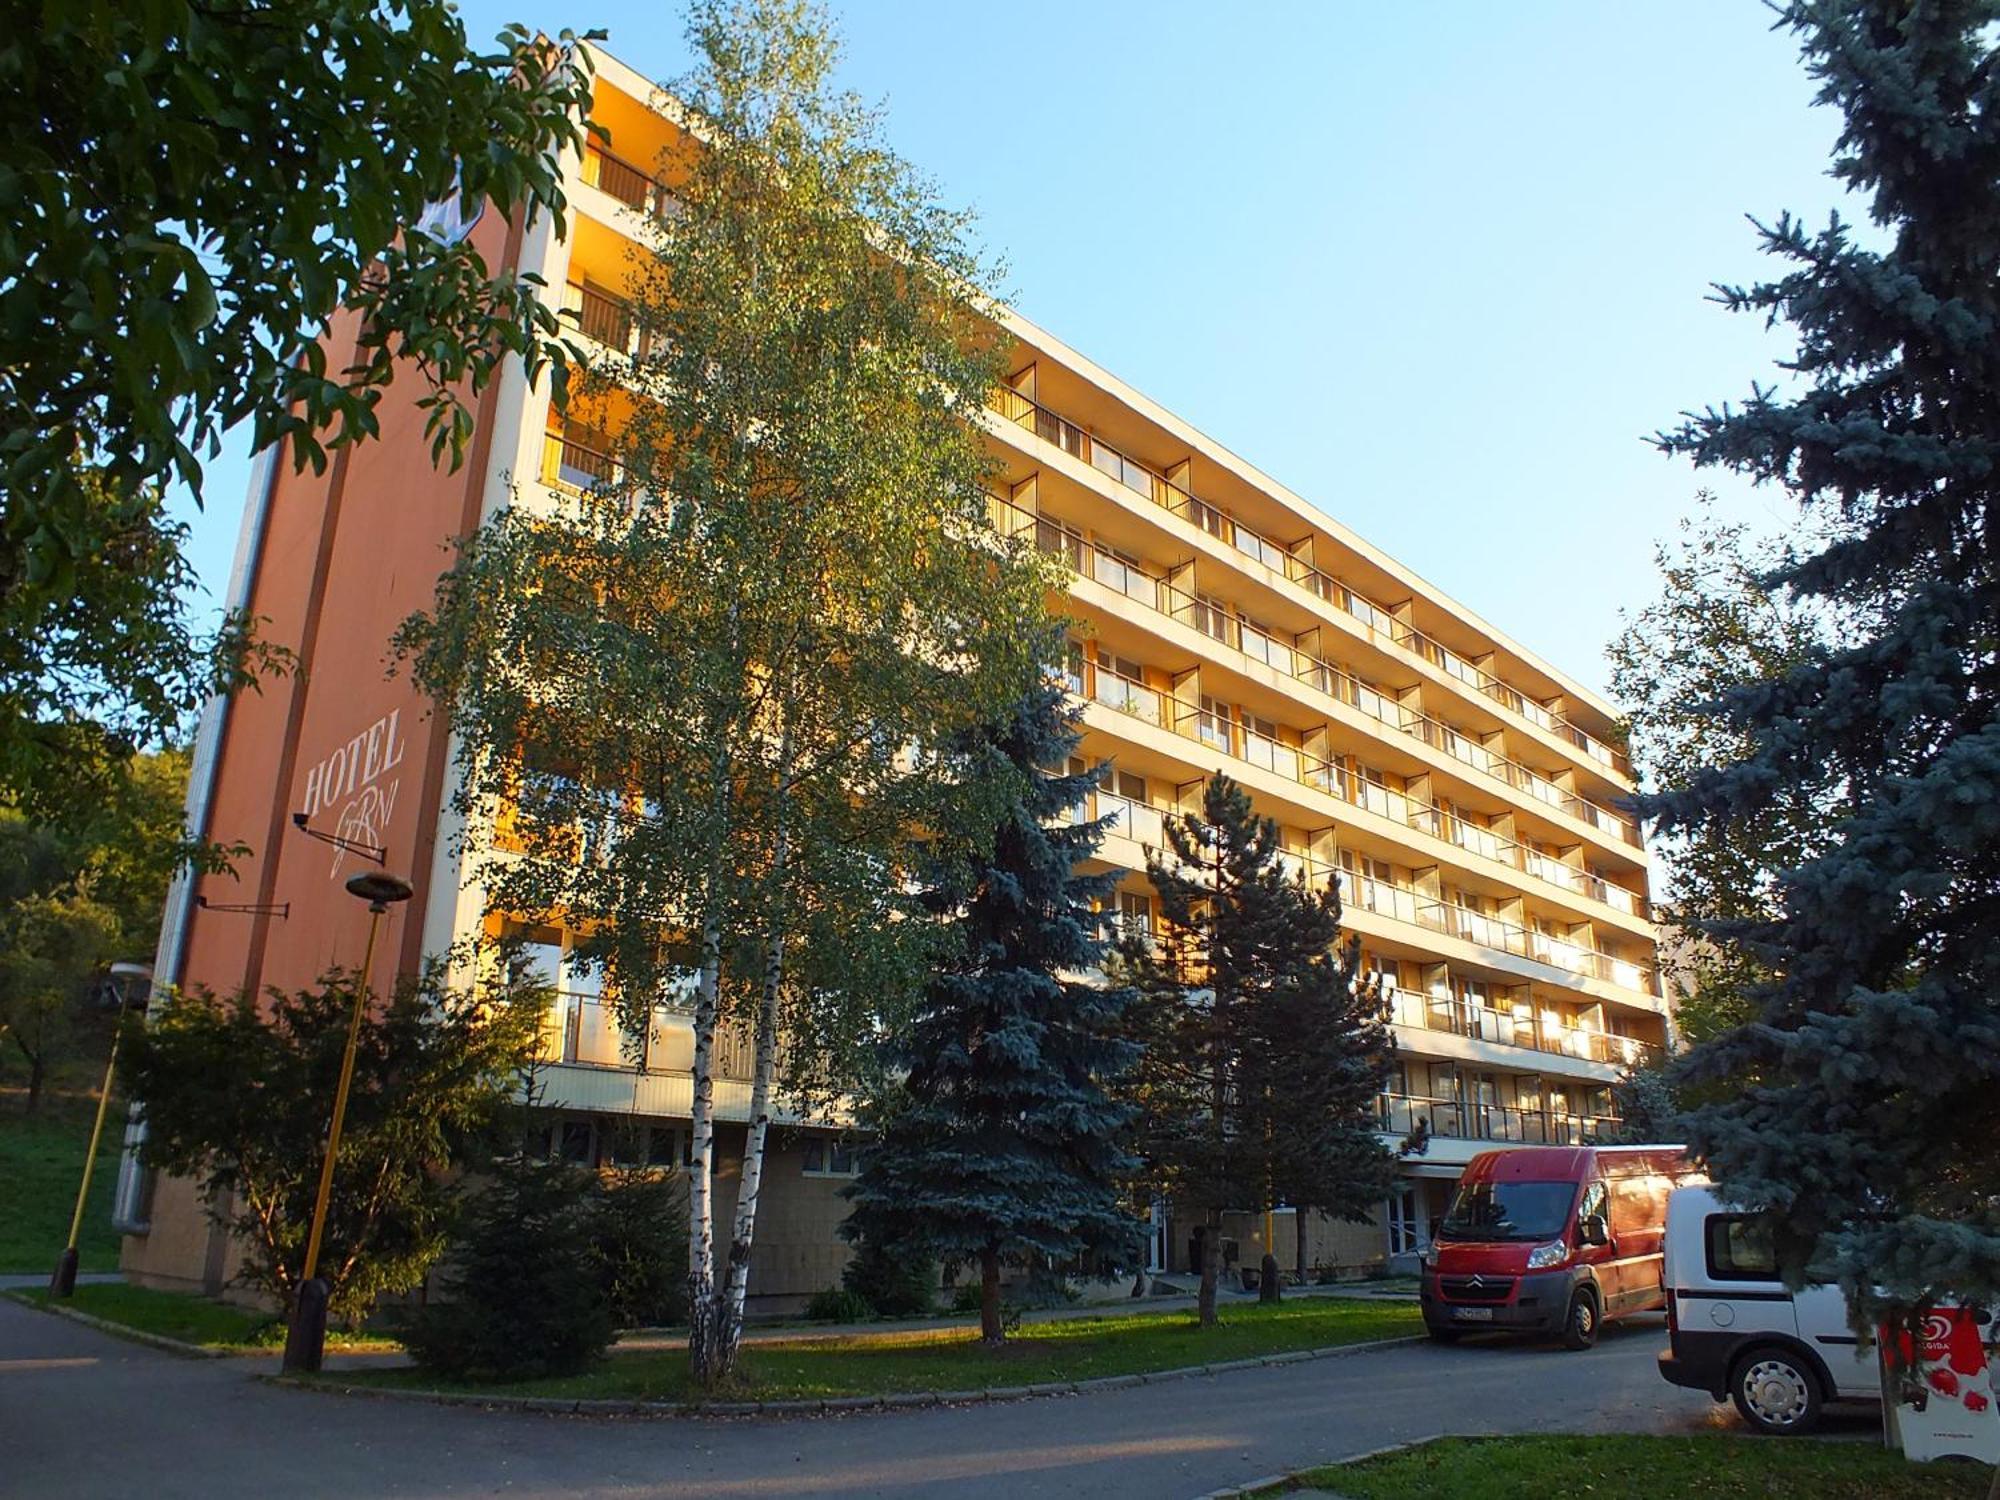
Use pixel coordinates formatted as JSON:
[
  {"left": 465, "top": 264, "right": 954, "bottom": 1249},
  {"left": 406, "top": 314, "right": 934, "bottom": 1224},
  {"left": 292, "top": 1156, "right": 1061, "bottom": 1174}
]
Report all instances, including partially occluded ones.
[
  {"left": 715, "top": 765, "right": 789, "bottom": 1377},
  {"left": 685, "top": 760, "right": 734, "bottom": 1387}
]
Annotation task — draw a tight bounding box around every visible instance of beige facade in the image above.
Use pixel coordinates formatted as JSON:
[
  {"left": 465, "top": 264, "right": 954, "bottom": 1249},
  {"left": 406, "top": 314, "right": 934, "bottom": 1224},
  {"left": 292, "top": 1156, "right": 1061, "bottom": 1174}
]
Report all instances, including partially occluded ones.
[{"left": 123, "top": 48, "right": 1658, "bottom": 1309}]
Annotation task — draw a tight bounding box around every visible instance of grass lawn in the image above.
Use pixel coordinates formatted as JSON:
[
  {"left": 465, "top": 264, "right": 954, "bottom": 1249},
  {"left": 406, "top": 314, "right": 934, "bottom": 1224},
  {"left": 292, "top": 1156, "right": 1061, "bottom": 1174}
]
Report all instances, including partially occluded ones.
[
  {"left": 331, "top": 1295, "right": 1422, "bottom": 1403},
  {"left": 8, "top": 1281, "right": 397, "bottom": 1353},
  {"left": 0, "top": 1098, "right": 125, "bottom": 1273},
  {"left": 1299, "top": 1435, "right": 1994, "bottom": 1499}
]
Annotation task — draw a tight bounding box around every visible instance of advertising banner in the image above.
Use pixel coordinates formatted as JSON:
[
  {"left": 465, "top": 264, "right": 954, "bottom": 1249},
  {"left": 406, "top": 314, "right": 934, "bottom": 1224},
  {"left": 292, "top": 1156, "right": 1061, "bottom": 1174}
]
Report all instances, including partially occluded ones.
[{"left": 1879, "top": 1305, "right": 2000, "bottom": 1464}]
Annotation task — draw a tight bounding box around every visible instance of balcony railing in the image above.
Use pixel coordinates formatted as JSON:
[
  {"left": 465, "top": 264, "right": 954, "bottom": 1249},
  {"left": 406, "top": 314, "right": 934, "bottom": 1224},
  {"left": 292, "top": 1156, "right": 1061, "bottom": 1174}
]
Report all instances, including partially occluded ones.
[
  {"left": 581, "top": 143, "right": 682, "bottom": 220},
  {"left": 1378, "top": 983, "right": 1661, "bottom": 1070},
  {"left": 542, "top": 429, "right": 621, "bottom": 491},
  {"left": 988, "top": 386, "right": 1630, "bottom": 777},
  {"left": 998, "top": 495, "right": 1643, "bottom": 851},
  {"left": 562, "top": 281, "right": 642, "bottom": 356},
  {"left": 539, "top": 992, "right": 755, "bottom": 1078},
  {"left": 1377, "top": 1091, "right": 1619, "bottom": 1146}
]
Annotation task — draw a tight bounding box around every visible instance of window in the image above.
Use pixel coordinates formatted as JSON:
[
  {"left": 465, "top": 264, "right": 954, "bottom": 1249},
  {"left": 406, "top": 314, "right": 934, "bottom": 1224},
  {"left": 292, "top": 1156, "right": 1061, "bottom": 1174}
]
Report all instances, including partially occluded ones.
[
  {"left": 602, "top": 1121, "right": 650, "bottom": 1167},
  {"left": 1704, "top": 1215, "right": 1780, "bottom": 1282},
  {"left": 1118, "top": 890, "right": 1153, "bottom": 940},
  {"left": 557, "top": 1119, "right": 595, "bottom": 1165},
  {"left": 1387, "top": 1188, "right": 1423, "bottom": 1256},
  {"left": 801, "top": 1137, "right": 860, "bottom": 1177},
  {"left": 647, "top": 1126, "right": 689, "bottom": 1169}
]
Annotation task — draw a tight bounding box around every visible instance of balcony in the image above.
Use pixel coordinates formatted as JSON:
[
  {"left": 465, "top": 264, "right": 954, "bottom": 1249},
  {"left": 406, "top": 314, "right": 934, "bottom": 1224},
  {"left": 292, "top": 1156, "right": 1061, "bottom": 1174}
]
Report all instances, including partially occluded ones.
[
  {"left": 580, "top": 143, "right": 682, "bottom": 221},
  {"left": 1003, "top": 495, "right": 1643, "bottom": 851},
  {"left": 1378, "top": 984, "right": 1661, "bottom": 1070},
  {"left": 1377, "top": 1091, "right": 1620, "bottom": 1147},
  {"left": 539, "top": 991, "right": 755, "bottom": 1078},
  {"left": 988, "top": 387, "right": 1629, "bottom": 777},
  {"left": 560, "top": 281, "right": 645, "bottom": 358}
]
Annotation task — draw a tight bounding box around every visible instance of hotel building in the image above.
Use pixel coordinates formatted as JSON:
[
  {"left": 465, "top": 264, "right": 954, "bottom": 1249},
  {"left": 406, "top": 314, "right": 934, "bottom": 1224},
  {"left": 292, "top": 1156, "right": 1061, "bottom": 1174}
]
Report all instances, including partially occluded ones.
[{"left": 117, "top": 49, "right": 1662, "bottom": 1307}]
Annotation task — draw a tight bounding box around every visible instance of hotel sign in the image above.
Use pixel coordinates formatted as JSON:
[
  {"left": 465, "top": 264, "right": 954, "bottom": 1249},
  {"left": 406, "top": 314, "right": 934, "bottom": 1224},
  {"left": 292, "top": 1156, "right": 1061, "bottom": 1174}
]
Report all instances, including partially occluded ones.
[{"left": 299, "top": 709, "right": 406, "bottom": 877}]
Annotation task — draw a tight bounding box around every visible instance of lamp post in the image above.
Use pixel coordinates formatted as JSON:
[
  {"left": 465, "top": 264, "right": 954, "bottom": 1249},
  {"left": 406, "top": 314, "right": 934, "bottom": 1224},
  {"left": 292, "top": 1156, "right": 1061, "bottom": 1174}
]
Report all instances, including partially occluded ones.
[
  {"left": 49, "top": 962, "right": 153, "bottom": 1298},
  {"left": 281, "top": 870, "right": 413, "bottom": 1375}
]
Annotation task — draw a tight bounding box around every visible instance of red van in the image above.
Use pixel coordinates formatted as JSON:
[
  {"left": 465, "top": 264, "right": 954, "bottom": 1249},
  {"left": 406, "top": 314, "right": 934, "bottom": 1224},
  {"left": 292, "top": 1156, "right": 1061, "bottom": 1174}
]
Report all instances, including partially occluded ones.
[{"left": 1420, "top": 1145, "right": 1699, "bottom": 1349}]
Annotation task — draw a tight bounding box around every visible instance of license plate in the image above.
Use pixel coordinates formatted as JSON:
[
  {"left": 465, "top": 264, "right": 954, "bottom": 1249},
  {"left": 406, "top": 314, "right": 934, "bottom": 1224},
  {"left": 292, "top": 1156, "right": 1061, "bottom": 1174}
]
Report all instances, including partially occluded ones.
[{"left": 1453, "top": 1306, "right": 1495, "bottom": 1321}]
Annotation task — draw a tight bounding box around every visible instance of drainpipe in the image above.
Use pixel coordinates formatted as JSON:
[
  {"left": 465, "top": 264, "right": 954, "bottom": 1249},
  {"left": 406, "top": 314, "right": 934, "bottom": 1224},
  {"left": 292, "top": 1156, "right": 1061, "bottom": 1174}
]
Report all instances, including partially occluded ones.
[{"left": 111, "top": 443, "right": 281, "bottom": 1233}]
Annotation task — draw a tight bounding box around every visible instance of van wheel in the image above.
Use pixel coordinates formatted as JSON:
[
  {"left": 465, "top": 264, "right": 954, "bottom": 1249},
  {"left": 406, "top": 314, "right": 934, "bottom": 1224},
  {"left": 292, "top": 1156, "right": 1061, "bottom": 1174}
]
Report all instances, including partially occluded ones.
[
  {"left": 1730, "top": 1347, "right": 1822, "bottom": 1435},
  {"left": 1561, "top": 1289, "right": 1599, "bottom": 1350}
]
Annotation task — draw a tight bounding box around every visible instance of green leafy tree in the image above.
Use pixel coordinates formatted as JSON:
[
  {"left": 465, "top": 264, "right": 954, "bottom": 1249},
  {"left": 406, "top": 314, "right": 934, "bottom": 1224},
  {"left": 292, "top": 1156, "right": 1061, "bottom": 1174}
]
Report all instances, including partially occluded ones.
[
  {"left": 594, "top": 1164, "right": 691, "bottom": 1329},
  {"left": 1123, "top": 774, "right": 1394, "bottom": 1327},
  {"left": 0, "top": 5, "right": 594, "bottom": 817},
  {"left": 0, "top": 747, "right": 192, "bottom": 1109},
  {"left": 120, "top": 969, "right": 543, "bottom": 1325},
  {"left": 843, "top": 668, "right": 1141, "bottom": 1345},
  {"left": 1647, "top": 0, "right": 2000, "bottom": 1363},
  {"left": 404, "top": 0, "right": 1050, "bottom": 1386},
  {"left": 1607, "top": 495, "right": 1837, "bottom": 1046}
]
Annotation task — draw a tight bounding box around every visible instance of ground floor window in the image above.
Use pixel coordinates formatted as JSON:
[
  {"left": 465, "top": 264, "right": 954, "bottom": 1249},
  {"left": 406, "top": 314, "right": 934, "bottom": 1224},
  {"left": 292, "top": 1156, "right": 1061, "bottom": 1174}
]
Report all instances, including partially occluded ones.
[
  {"left": 801, "top": 1136, "right": 860, "bottom": 1177},
  {"left": 1146, "top": 1198, "right": 1168, "bottom": 1272}
]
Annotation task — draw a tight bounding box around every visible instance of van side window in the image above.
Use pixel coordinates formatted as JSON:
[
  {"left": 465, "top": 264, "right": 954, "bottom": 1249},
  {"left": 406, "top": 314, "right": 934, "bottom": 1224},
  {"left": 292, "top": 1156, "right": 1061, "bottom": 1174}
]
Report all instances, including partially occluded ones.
[
  {"left": 1579, "top": 1180, "right": 1606, "bottom": 1225},
  {"left": 1705, "top": 1214, "right": 1779, "bottom": 1281}
]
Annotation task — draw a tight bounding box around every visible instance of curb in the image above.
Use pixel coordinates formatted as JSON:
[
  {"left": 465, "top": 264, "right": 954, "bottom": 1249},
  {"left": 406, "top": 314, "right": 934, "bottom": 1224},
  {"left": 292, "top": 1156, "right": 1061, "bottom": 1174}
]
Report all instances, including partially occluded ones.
[
  {"left": 4, "top": 1291, "right": 227, "bottom": 1361},
  {"left": 1191, "top": 1435, "right": 1445, "bottom": 1499},
  {"left": 263, "top": 1332, "right": 1428, "bottom": 1421}
]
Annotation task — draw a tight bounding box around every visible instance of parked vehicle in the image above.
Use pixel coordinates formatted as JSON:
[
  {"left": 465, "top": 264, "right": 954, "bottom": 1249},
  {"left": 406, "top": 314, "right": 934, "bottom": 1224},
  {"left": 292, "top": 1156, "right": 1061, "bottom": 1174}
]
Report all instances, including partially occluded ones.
[
  {"left": 1420, "top": 1144, "right": 1697, "bottom": 1349},
  {"left": 1656, "top": 1183, "right": 1877, "bottom": 1435}
]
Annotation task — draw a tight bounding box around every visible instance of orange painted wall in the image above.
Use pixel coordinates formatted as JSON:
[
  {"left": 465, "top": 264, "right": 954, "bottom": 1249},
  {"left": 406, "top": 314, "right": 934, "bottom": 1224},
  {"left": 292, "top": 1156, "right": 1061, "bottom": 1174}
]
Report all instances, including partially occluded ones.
[{"left": 176, "top": 207, "right": 520, "bottom": 1007}]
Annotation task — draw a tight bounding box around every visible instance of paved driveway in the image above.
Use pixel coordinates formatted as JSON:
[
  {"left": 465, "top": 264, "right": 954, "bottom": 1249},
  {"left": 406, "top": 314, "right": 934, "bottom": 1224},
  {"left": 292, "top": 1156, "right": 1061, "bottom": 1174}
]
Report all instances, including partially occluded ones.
[{"left": 0, "top": 1296, "right": 1761, "bottom": 1499}]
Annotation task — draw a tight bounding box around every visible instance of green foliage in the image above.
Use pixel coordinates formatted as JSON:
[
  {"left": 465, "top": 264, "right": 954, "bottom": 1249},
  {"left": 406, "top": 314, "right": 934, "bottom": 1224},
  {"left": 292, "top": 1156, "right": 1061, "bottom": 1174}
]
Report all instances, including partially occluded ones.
[
  {"left": 840, "top": 1234, "right": 936, "bottom": 1318},
  {"left": 1604, "top": 1064, "right": 1681, "bottom": 1146},
  {"left": 0, "top": 747, "right": 191, "bottom": 1108},
  {"left": 1606, "top": 495, "right": 1836, "bottom": 1044},
  {"left": 843, "top": 665, "right": 1139, "bottom": 1339},
  {"left": 803, "top": 1286, "right": 873, "bottom": 1323},
  {"left": 1646, "top": 2, "right": 2000, "bottom": 1316},
  {"left": 399, "top": 0, "right": 1053, "bottom": 1379},
  {"left": 2, "top": 7, "right": 593, "bottom": 818},
  {"left": 593, "top": 1166, "right": 690, "bottom": 1328},
  {"left": 1122, "top": 775, "right": 1397, "bottom": 1318},
  {"left": 401, "top": 1154, "right": 615, "bottom": 1381},
  {"left": 120, "top": 968, "right": 543, "bottom": 1326}
]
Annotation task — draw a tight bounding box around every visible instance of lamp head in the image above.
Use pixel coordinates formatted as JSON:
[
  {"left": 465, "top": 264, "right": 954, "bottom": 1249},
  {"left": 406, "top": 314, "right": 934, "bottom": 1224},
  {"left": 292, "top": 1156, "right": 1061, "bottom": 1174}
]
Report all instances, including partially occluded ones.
[{"left": 344, "top": 871, "right": 415, "bottom": 909}]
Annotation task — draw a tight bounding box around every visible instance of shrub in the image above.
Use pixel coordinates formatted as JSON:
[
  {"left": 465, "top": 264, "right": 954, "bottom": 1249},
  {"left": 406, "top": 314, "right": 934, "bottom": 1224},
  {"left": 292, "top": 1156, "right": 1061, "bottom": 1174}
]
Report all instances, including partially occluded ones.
[
  {"left": 840, "top": 1235, "right": 935, "bottom": 1317},
  {"left": 593, "top": 1166, "right": 688, "bottom": 1328},
  {"left": 402, "top": 1155, "right": 615, "bottom": 1381},
  {"left": 804, "top": 1286, "right": 873, "bottom": 1322}
]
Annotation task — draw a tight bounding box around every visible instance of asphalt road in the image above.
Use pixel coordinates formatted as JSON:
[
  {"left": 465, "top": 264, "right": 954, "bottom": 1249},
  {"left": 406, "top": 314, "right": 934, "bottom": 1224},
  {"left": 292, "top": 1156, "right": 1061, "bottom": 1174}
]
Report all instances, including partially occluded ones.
[{"left": 0, "top": 1295, "right": 1819, "bottom": 1499}]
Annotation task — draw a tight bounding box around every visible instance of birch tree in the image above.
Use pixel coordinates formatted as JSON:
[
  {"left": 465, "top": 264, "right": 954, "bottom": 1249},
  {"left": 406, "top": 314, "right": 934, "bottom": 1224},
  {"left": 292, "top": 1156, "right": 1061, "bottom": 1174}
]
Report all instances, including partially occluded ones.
[{"left": 406, "top": 0, "right": 1051, "bottom": 1385}]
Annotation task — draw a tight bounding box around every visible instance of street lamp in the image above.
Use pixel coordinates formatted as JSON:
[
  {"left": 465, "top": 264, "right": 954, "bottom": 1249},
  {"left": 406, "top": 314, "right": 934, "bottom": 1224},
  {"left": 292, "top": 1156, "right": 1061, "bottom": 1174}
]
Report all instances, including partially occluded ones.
[
  {"left": 281, "top": 869, "right": 414, "bottom": 1375},
  {"left": 48, "top": 962, "right": 153, "bottom": 1299}
]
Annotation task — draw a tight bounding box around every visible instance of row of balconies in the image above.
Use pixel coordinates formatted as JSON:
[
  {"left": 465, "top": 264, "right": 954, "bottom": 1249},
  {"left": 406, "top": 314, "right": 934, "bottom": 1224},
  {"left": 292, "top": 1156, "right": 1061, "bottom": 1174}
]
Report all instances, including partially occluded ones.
[
  {"left": 986, "top": 386, "right": 1630, "bottom": 779},
  {"left": 1007, "top": 496, "right": 1641, "bottom": 850},
  {"left": 535, "top": 992, "right": 1628, "bottom": 1148},
  {"left": 1377, "top": 982, "right": 1659, "bottom": 1070},
  {"left": 552, "top": 182, "right": 1635, "bottom": 801},
  {"left": 1084, "top": 786, "right": 1652, "bottom": 996}
]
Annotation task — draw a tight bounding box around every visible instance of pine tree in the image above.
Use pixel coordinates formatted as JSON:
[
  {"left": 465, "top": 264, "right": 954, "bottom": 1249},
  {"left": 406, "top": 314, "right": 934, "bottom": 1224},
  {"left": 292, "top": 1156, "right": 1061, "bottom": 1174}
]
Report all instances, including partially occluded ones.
[
  {"left": 1650, "top": 1, "right": 2000, "bottom": 1342},
  {"left": 1243, "top": 884, "right": 1399, "bottom": 1290},
  {"left": 1124, "top": 774, "right": 1395, "bottom": 1326},
  {"left": 843, "top": 665, "right": 1140, "bottom": 1346}
]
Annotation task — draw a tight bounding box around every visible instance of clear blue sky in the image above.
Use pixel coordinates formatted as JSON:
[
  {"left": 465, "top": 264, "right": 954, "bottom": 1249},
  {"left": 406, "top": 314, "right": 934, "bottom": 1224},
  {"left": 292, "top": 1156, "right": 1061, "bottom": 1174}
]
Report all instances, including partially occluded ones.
[{"left": 168, "top": 2, "right": 1852, "bottom": 700}]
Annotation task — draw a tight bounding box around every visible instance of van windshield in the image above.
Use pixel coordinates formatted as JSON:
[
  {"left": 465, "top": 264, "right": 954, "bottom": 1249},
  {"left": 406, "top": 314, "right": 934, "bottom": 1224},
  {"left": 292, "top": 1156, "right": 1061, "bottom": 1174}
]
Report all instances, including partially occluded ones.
[{"left": 1437, "top": 1180, "right": 1577, "bottom": 1243}]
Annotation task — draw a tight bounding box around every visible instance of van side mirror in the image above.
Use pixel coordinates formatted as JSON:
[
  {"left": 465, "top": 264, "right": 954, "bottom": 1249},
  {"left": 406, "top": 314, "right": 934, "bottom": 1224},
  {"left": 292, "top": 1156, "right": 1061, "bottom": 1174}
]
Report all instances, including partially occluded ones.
[{"left": 1580, "top": 1213, "right": 1610, "bottom": 1247}]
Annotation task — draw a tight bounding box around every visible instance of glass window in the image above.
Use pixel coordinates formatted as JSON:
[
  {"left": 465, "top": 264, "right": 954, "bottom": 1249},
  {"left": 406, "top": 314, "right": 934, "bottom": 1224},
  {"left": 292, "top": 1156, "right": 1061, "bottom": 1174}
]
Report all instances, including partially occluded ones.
[
  {"left": 647, "top": 1127, "right": 685, "bottom": 1168},
  {"left": 1704, "top": 1214, "right": 1780, "bottom": 1282},
  {"left": 1438, "top": 1179, "right": 1580, "bottom": 1242},
  {"left": 558, "top": 1119, "right": 595, "bottom": 1165},
  {"left": 802, "top": 1137, "right": 859, "bottom": 1177}
]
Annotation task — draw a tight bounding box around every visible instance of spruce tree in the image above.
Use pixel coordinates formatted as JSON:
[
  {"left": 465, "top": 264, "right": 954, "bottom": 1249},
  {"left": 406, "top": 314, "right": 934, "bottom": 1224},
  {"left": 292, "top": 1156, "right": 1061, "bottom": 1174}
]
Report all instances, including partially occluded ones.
[
  {"left": 1651, "top": 1, "right": 2000, "bottom": 1339},
  {"left": 1124, "top": 774, "right": 1395, "bottom": 1325},
  {"left": 843, "top": 666, "right": 1140, "bottom": 1346}
]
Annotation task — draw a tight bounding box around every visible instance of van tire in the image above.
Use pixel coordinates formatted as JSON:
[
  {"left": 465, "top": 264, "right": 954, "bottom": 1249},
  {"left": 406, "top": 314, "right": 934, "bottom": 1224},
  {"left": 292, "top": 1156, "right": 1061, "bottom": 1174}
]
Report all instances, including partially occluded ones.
[
  {"left": 1730, "top": 1346, "right": 1823, "bottom": 1435},
  {"left": 1561, "top": 1288, "right": 1599, "bottom": 1350}
]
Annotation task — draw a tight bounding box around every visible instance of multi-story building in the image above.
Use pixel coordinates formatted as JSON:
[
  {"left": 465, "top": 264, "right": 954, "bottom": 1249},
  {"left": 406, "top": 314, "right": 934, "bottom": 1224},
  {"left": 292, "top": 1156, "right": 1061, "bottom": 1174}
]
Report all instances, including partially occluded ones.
[{"left": 117, "top": 49, "right": 1661, "bottom": 1308}]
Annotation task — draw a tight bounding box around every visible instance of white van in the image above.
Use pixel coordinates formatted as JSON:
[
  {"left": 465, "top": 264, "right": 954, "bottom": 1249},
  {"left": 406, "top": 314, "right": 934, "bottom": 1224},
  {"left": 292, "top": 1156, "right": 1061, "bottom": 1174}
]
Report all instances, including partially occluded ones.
[{"left": 1656, "top": 1184, "right": 1877, "bottom": 1434}]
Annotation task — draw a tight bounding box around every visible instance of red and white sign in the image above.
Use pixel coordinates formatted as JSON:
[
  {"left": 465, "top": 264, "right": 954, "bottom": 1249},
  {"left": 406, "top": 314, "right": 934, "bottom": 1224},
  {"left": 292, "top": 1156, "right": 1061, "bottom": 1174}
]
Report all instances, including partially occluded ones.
[{"left": 1880, "top": 1306, "right": 2000, "bottom": 1463}]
